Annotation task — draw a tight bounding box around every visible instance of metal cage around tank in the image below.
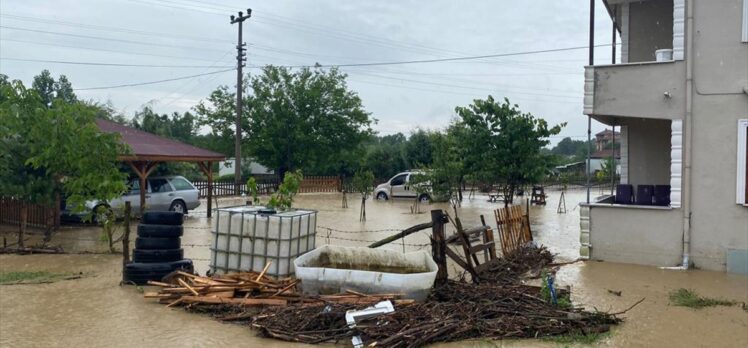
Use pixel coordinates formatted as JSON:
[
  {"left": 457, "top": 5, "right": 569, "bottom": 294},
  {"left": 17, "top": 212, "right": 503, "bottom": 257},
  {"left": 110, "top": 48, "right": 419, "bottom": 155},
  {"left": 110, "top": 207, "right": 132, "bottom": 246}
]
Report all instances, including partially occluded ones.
[{"left": 209, "top": 205, "right": 317, "bottom": 278}]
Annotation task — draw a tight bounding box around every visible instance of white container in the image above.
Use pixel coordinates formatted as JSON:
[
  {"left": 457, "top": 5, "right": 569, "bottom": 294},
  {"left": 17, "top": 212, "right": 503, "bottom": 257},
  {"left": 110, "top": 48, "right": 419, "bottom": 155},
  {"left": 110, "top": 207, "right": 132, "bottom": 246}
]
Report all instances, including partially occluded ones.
[
  {"left": 294, "top": 245, "right": 438, "bottom": 301},
  {"left": 655, "top": 49, "right": 673, "bottom": 62},
  {"left": 210, "top": 205, "right": 317, "bottom": 277}
]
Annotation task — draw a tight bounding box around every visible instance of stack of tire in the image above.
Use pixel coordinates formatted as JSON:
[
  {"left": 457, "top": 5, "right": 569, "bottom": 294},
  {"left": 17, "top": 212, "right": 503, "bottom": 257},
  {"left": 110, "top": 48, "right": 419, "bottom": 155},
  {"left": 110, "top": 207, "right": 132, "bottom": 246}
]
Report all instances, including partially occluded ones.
[{"left": 124, "top": 211, "right": 194, "bottom": 285}]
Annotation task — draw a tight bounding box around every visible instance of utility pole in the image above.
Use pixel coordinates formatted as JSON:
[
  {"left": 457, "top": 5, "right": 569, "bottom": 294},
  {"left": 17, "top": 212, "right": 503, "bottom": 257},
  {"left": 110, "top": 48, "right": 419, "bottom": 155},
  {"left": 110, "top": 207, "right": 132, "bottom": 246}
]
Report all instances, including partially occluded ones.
[{"left": 230, "top": 9, "right": 251, "bottom": 195}]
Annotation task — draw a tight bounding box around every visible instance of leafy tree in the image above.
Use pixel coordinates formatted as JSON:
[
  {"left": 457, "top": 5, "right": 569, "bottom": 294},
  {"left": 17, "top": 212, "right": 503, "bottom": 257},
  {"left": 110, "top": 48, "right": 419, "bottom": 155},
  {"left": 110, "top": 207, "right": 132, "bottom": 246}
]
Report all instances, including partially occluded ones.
[
  {"left": 404, "top": 129, "right": 434, "bottom": 168},
  {"left": 352, "top": 169, "right": 374, "bottom": 221},
  {"left": 268, "top": 170, "right": 303, "bottom": 211},
  {"left": 194, "top": 83, "right": 247, "bottom": 159},
  {"left": 0, "top": 78, "right": 127, "bottom": 246},
  {"left": 31, "top": 69, "right": 77, "bottom": 107},
  {"left": 416, "top": 130, "right": 465, "bottom": 217},
  {"left": 597, "top": 156, "right": 616, "bottom": 183},
  {"left": 455, "top": 96, "right": 563, "bottom": 205},
  {"left": 246, "top": 66, "right": 373, "bottom": 177}
]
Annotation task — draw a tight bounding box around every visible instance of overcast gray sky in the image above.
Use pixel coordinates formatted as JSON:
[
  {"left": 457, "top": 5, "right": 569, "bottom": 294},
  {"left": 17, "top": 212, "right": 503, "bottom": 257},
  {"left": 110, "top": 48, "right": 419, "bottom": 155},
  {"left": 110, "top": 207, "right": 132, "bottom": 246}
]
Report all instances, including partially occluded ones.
[{"left": 0, "top": 0, "right": 617, "bottom": 144}]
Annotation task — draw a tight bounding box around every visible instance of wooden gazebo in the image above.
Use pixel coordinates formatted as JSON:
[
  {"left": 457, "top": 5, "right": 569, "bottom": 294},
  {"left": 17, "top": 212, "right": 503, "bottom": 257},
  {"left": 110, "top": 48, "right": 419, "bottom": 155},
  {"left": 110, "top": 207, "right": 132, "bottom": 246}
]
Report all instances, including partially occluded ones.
[{"left": 96, "top": 119, "right": 225, "bottom": 217}]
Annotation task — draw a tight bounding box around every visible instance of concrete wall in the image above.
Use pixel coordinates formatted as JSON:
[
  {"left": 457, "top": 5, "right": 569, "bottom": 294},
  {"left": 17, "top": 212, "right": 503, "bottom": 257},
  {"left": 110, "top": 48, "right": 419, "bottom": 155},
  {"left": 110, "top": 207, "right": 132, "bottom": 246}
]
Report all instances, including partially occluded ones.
[
  {"left": 628, "top": 0, "right": 674, "bottom": 62},
  {"left": 624, "top": 119, "right": 672, "bottom": 187},
  {"left": 588, "top": 61, "right": 686, "bottom": 118},
  {"left": 687, "top": 0, "right": 748, "bottom": 271},
  {"left": 588, "top": 204, "right": 684, "bottom": 265},
  {"left": 584, "top": 0, "right": 748, "bottom": 272}
]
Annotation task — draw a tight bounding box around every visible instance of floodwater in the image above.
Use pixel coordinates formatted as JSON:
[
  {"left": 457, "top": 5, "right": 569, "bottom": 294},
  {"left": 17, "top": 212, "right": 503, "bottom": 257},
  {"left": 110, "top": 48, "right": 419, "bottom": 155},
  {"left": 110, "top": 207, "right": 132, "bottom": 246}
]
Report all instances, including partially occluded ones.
[{"left": 1, "top": 189, "right": 747, "bottom": 347}]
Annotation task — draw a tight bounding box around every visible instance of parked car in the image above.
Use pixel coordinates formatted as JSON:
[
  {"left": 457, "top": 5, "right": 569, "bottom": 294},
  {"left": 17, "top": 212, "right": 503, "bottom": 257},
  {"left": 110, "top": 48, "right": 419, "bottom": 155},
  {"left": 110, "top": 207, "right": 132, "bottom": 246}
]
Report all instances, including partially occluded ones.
[
  {"left": 374, "top": 171, "right": 431, "bottom": 202},
  {"left": 63, "top": 176, "right": 201, "bottom": 221}
]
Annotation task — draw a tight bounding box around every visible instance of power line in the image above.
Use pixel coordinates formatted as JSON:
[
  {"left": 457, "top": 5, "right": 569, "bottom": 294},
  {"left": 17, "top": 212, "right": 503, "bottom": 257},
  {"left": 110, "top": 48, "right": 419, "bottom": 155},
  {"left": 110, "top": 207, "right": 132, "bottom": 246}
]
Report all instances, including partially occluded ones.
[
  {"left": 0, "top": 38, "right": 229, "bottom": 63},
  {"left": 0, "top": 25, "right": 226, "bottom": 53},
  {"left": 0, "top": 13, "right": 233, "bottom": 44},
  {"left": 74, "top": 68, "right": 235, "bottom": 91},
  {"left": 271, "top": 44, "right": 612, "bottom": 68},
  {"left": 0, "top": 57, "right": 234, "bottom": 68}
]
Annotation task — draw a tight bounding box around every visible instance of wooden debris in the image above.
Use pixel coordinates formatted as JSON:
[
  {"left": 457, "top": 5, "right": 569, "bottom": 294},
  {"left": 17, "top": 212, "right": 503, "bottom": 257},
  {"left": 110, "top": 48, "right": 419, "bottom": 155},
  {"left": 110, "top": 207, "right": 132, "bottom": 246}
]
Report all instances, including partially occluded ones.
[{"left": 144, "top": 267, "right": 408, "bottom": 313}]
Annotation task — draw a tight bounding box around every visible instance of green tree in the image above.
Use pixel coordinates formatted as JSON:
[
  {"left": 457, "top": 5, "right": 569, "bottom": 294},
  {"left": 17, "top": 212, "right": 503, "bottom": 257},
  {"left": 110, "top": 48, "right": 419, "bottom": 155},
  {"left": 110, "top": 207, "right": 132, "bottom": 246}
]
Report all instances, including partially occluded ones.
[
  {"left": 455, "top": 96, "right": 563, "bottom": 205},
  {"left": 404, "top": 129, "right": 434, "bottom": 168},
  {"left": 0, "top": 78, "right": 127, "bottom": 246},
  {"left": 31, "top": 70, "right": 77, "bottom": 107},
  {"left": 352, "top": 169, "right": 374, "bottom": 221},
  {"left": 246, "top": 66, "right": 373, "bottom": 177}
]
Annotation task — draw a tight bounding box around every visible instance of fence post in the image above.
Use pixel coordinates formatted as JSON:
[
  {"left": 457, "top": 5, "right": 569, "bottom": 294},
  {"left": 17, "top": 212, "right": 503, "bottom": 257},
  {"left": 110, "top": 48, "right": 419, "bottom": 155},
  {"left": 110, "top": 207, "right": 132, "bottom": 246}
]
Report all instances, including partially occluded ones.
[
  {"left": 122, "top": 202, "right": 131, "bottom": 275},
  {"left": 430, "top": 209, "right": 448, "bottom": 285}
]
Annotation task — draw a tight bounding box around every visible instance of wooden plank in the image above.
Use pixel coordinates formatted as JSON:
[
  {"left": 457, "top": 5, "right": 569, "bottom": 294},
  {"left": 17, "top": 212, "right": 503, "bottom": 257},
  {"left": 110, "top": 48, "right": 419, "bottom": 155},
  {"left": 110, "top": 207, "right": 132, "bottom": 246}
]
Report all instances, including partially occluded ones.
[
  {"left": 468, "top": 242, "right": 495, "bottom": 254},
  {"left": 180, "top": 296, "right": 287, "bottom": 306},
  {"left": 177, "top": 278, "right": 200, "bottom": 296}
]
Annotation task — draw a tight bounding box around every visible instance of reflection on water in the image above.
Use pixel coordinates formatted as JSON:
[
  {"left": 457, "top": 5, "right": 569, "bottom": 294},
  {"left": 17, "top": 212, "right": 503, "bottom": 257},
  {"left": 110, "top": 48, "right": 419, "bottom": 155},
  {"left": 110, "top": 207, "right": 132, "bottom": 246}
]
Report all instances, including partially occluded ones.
[{"left": 1, "top": 189, "right": 746, "bottom": 347}]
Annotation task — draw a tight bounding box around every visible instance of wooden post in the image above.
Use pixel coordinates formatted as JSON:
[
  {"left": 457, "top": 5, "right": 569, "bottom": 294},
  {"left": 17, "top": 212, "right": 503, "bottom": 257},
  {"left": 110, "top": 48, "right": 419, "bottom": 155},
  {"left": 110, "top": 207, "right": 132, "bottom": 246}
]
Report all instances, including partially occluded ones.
[
  {"left": 127, "top": 161, "right": 158, "bottom": 216},
  {"left": 122, "top": 202, "right": 131, "bottom": 269},
  {"left": 430, "top": 209, "right": 448, "bottom": 285},
  {"left": 18, "top": 202, "right": 27, "bottom": 248},
  {"left": 207, "top": 161, "right": 213, "bottom": 218}
]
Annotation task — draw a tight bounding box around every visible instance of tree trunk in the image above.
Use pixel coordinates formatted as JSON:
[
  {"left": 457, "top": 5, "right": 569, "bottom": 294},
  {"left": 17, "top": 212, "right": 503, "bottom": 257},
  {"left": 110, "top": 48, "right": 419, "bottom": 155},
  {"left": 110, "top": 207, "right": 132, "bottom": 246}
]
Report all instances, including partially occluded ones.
[
  {"left": 360, "top": 196, "right": 366, "bottom": 221},
  {"left": 18, "top": 203, "right": 27, "bottom": 248}
]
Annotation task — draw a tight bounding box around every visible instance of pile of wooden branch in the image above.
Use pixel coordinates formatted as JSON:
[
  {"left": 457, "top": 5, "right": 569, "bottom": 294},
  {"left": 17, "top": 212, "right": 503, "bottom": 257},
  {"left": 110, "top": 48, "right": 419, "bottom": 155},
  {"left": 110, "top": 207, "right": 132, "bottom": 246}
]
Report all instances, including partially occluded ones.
[
  {"left": 252, "top": 281, "right": 628, "bottom": 347},
  {"left": 144, "top": 263, "right": 412, "bottom": 310}
]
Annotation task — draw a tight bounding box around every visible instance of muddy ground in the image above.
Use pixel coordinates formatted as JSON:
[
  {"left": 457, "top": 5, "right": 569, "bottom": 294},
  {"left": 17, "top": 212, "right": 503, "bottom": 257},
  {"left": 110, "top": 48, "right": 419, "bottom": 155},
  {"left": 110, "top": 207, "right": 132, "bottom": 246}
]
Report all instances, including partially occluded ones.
[{"left": 1, "top": 190, "right": 746, "bottom": 347}]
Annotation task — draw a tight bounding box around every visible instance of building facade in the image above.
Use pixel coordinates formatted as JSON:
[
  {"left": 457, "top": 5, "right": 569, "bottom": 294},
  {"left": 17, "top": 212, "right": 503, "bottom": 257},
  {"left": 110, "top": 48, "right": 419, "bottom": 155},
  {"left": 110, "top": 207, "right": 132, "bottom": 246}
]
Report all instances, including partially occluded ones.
[{"left": 581, "top": 0, "right": 748, "bottom": 273}]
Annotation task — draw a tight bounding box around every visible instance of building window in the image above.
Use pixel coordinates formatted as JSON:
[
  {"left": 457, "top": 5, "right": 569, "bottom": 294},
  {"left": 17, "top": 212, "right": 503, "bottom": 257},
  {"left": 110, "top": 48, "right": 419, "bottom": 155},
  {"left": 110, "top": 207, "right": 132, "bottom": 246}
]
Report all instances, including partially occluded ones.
[{"left": 738, "top": 120, "right": 748, "bottom": 205}]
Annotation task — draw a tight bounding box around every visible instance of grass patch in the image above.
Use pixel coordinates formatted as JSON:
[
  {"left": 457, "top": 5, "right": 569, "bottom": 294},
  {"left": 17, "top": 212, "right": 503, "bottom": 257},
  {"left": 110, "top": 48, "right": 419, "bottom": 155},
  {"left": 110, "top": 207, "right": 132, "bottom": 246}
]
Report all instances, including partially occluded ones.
[
  {"left": 0, "top": 271, "right": 81, "bottom": 285},
  {"left": 668, "top": 288, "right": 736, "bottom": 309},
  {"left": 544, "top": 331, "right": 610, "bottom": 345}
]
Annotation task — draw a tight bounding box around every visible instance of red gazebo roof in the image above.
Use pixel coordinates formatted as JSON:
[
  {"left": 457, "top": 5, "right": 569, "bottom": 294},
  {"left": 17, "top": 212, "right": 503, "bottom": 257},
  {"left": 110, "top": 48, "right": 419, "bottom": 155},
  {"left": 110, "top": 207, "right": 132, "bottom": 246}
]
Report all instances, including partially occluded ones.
[{"left": 96, "top": 119, "right": 225, "bottom": 162}]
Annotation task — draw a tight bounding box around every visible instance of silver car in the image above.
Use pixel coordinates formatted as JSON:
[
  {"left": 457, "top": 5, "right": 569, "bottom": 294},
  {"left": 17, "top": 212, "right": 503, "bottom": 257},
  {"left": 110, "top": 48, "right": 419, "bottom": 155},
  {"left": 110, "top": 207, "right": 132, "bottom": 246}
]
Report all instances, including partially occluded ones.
[
  {"left": 70, "top": 176, "right": 201, "bottom": 220},
  {"left": 374, "top": 171, "right": 431, "bottom": 202}
]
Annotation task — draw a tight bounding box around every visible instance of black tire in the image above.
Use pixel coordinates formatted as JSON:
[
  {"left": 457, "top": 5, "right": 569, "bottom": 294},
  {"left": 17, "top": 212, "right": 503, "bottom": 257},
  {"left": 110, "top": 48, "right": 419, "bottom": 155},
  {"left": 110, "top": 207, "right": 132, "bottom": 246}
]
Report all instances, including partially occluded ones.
[
  {"left": 137, "top": 224, "right": 183, "bottom": 238},
  {"left": 92, "top": 204, "right": 112, "bottom": 224},
  {"left": 169, "top": 200, "right": 187, "bottom": 214},
  {"left": 132, "top": 248, "right": 184, "bottom": 263},
  {"left": 123, "top": 259, "right": 193, "bottom": 285},
  {"left": 141, "top": 211, "right": 184, "bottom": 226},
  {"left": 376, "top": 192, "right": 388, "bottom": 200},
  {"left": 135, "top": 237, "right": 180, "bottom": 250}
]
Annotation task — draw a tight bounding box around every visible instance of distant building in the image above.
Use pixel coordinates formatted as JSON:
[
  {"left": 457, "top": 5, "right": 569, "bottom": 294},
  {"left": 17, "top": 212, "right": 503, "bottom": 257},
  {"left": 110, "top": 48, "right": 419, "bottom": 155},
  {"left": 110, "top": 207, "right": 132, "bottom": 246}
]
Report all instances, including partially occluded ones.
[
  {"left": 592, "top": 129, "right": 621, "bottom": 159},
  {"left": 218, "top": 158, "right": 273, "bottom": 177}
]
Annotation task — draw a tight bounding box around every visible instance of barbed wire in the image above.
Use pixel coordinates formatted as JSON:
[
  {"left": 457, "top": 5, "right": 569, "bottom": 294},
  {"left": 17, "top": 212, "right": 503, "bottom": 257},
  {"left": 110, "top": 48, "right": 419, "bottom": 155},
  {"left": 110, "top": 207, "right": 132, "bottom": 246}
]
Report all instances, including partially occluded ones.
[
  {"left": 315, "top": 234, "right": 430, "bottom": 248},
  {"left": 317, "top": 226, "right": 405, "bottom": 234},
  {"left": 182, "top": 243, "right": 211, "bottom": 248}
]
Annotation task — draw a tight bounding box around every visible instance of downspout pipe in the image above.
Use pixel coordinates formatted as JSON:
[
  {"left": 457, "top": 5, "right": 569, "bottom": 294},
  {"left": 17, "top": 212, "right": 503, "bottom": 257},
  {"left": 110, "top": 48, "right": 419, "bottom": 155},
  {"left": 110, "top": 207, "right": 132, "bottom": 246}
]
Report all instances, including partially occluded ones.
[
  {"left": 680, "top": 0, "right": 694, "bottom": 269},
  {"left": 663, "top": 0, "right": 693, "bottom": 270}
]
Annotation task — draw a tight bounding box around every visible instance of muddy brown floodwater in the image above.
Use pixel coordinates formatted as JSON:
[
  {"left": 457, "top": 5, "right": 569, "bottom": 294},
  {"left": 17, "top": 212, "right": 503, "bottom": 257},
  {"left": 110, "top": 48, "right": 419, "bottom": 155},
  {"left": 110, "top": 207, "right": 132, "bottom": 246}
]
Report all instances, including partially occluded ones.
[{"left": 1, "top": 189, "right": 747, "bottom": 347}]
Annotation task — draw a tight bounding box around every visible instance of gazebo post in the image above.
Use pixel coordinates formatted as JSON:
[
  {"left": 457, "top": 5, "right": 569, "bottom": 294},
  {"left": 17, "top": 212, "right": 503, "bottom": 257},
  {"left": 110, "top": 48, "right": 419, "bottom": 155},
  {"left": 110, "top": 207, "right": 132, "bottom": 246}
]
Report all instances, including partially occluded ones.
[
  {"left": 207, "top": 161, "right": 213, "bottom": 218},
  {"left": 198, "top": 161, "right": 214, "bottom": 218},
  {"left": 127, "top": 161, "right": 158, "bottom": 216}
]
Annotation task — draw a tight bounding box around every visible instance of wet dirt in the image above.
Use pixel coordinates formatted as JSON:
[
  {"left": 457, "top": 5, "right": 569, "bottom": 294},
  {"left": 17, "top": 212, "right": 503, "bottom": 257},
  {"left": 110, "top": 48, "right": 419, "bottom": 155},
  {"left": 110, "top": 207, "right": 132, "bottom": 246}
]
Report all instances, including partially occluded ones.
[{"left": 1, "top": 189, "right": 747, "bottom": 347}]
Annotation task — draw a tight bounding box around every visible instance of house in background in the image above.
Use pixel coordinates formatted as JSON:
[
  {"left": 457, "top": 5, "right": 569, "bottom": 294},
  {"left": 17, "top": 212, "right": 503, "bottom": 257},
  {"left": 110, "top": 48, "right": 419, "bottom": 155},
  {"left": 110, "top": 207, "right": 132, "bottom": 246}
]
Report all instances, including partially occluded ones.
[
  {"left": 580, "top": 0, "right": 748, "bottom": 273},
  {"left": 554, "top": 129, "right": 621, "bottom": 176},
  {"left": 218, "top": 158, "right": 274, "bottom": 177}
]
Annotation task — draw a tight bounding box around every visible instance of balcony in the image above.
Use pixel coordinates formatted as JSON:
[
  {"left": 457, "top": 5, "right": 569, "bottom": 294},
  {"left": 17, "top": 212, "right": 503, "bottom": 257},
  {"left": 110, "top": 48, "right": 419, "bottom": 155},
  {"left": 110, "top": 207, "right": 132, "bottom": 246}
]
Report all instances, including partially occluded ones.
[{"left": 583, "top": 61, "right": 685, "bottom": 119}]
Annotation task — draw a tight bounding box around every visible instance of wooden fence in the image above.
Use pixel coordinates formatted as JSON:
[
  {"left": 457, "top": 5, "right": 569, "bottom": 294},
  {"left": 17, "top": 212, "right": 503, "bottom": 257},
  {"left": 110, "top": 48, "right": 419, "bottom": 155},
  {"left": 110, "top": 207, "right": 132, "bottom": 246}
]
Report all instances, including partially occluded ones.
[
  {"left": 299, "top": 176, "right": 341, "bottom": 193},
  {"left": 193, "top": 175, "right": 344, "bottom": 198},
  {"left": 0, "top": 197, "right": 55, "bottom": 229}
]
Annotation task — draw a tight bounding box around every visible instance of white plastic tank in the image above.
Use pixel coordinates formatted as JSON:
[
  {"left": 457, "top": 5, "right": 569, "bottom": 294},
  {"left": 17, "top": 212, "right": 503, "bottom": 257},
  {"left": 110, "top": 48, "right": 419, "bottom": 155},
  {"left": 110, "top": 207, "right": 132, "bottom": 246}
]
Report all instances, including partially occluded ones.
[
  {"left": 210, "top": 205, "right": 317, "bottom": 277},
  {"left": 294, "top": 245, "right": 438, "bottom": 301},
  {"left": 655, "top": 49, "right": 673, "bottom": 62}
]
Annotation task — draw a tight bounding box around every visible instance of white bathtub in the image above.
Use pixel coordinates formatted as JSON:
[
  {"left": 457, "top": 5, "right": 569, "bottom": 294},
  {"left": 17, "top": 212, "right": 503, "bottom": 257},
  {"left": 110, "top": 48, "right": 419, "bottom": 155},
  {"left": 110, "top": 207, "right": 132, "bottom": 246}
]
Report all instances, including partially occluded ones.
[{"left": 294, "top": 245, "right": 437, "bottom": 301}]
